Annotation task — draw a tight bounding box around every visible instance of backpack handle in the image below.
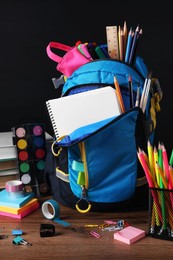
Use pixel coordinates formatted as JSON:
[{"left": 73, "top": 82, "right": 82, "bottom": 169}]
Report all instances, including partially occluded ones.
[
  {"left": 46, "top": 42, "right": 72, "bottom": 63},
  {"left": 46, "top": 41, "right": 92, "bottom": 77}
]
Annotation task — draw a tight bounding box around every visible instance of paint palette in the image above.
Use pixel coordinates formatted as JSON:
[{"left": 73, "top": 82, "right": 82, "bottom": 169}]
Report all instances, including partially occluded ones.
[{"left": 12, "top": 123, "right": 50, "bottom": 197}]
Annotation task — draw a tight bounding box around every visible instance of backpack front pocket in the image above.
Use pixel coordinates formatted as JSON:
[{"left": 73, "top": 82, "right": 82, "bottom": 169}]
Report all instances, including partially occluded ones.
[{"left": 67, "top": 108, "right": 145, "bottom": 203}]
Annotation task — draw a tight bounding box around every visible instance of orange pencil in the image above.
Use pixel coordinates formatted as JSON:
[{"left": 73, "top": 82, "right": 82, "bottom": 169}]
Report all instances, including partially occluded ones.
[{"left": 114, "top": 76, "right": 125, "bottom": 113}]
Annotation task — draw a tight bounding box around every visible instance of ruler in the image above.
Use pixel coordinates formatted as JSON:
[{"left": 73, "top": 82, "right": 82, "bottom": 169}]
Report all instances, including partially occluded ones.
[{"left": 106, "top": 26, "right": 119, "bottom": 59}]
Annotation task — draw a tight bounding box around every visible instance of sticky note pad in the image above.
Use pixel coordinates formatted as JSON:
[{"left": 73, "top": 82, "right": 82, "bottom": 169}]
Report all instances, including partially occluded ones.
[{"left": 113, "top": 226, "right": 146, "bottom": 245}]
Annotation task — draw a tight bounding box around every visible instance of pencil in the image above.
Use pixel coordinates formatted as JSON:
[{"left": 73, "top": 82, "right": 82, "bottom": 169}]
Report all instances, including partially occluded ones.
[
  {"left": 161, "top": 143, "right": 171, "bottom": 184},
  {"left": 118, "top": 26, "right": 124, "bottom": 61},
  {"left": 169, "top": 149, "right": 173, "bottom": 166},
  {"left": 114, "top": 75, "right": 125, "bottom": 113},
  {"left": 153, "top": 146, "right": 160, "bottom": 186},
  {"left": 137, "top": 147, "right": 155, "bottom": 187},
  {"left": 156, "top": 162, "right": 168, "bottom": 189},
  {"left": 123, "top": 21, "right": 128, "bottom": 58},
  {"left": 169, "top": 165, "right": 173, "bottom": 188},
  {"left": 158, "top": 142, "right": 163, "bottom": 172},
  {"left": 137, "top": 149, "right": 162, "bottom": 222},
  {"left": 147, "top": 139, "right": 155, "bottom": 179}
]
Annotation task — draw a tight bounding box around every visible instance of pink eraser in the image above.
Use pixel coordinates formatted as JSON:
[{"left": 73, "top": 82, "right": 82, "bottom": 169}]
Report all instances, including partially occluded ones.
[{"left": 114, "top": 226, "right": 146, "bottom": 245}]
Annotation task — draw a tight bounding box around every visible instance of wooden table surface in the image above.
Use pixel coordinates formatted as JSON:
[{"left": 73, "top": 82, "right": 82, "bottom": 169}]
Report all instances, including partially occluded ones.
[{"left": 0, "top": 197, "right": 173, "bottom": 260}]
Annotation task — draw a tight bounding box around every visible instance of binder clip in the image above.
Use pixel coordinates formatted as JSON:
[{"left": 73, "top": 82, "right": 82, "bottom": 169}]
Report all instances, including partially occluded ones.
[
  {"left": 12, "top": 229, "right": 23, "bottom": 236},
  {"left": 13, "top": 236, "right": 32, "bottom": 246}
]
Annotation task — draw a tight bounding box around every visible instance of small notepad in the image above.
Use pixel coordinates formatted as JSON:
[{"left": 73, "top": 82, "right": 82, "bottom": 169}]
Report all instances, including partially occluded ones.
[
  {"left": 46, "top": 86, "right": 121, "bottom": 139},
  {"left": 113, "top": 226, "right": 146, "bottom": 245},
  {"left": 0, "top": 189, "right": 34, "bottom": 208}
]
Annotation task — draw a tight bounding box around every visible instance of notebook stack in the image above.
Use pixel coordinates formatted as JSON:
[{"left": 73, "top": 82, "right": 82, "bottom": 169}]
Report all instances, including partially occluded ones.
[{"left": 0, "top": 185, "right": 39, "bottom": 219}]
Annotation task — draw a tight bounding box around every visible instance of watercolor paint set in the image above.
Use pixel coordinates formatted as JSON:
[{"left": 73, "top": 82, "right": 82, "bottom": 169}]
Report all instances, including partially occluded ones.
[{"left": 12, "top": 123, "right": 50, "bottom": 197}]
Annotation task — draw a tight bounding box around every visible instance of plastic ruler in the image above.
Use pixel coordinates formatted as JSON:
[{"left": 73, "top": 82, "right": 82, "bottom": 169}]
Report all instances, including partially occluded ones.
[{"left": 106, "top": 26, "right": 119, "bottom": 59}]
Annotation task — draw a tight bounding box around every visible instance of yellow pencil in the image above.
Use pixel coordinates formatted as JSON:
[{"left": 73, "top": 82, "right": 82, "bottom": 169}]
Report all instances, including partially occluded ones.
[{"left": 147, "top": 139, "right": 155, "bottom": 179}]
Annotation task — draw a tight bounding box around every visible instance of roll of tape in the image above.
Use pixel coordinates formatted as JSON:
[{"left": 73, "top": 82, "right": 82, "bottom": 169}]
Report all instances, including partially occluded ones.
[
  {"left": 41, "top": 199, "right": 70, "bottom": 227},
  {"left": 5, "top": 180, "right": 24, "bottom": 192}
]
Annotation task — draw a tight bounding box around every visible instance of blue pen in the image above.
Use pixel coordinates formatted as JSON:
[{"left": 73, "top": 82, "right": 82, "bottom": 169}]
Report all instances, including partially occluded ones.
[{"left": 125, "top": 27, "right": 133, "bottom": 63}]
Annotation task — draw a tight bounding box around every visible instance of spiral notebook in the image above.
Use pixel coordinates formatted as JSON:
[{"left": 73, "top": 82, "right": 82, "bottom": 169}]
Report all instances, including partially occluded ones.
[{"left": 46, "top": 86, "right": 121, "bottom": 139}]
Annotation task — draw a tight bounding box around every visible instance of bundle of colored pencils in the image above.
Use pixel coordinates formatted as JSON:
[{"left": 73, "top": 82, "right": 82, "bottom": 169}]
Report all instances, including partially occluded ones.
[
  {"left": 137, "top": 140, "right": 173, "bottom": 190},
  {"left": 137, "top": 141, "right": 173, "bottom": 238}
]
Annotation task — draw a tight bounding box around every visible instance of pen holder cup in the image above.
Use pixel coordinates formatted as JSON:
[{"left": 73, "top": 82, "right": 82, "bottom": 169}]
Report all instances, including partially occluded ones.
[{"left": 148, "top": 187, "right": 173, "bottom": 241}]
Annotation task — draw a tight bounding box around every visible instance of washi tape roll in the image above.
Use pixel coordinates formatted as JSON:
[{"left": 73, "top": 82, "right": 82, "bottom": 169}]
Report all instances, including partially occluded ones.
[
  {"left": 6, "top": 180, "right": 24, "bottom": 192},
  {"left": 41, "top": 199, "right": 70, "bottom": 227}
]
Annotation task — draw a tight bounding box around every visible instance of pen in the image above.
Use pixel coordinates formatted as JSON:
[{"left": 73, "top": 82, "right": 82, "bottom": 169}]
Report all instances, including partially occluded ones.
[
  {"left": 132, "top": 28, "right": 143, "bottom": 64},
  {"left": 128, "top": 25, "right": 140, "bottom": 65},
  {"left": 140, "top": 71, "right": 152, "bottom": 113},
  {"left": 128, "top": 75, "right": 134, "bottom": 108},
  {"left": 135, "top": 82, "right": 140, "bottom": 107}
]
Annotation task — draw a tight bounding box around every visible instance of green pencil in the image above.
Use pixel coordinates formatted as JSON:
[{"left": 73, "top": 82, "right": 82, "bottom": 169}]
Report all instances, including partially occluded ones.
[{"left": 169, "top": 149, "right": 173, "bottom": 166}]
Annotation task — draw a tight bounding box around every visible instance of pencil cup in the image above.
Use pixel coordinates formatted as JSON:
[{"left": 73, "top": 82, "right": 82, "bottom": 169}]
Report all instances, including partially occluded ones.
[{"left": 148, "top": 187, "right": 173, "bottom": 241}]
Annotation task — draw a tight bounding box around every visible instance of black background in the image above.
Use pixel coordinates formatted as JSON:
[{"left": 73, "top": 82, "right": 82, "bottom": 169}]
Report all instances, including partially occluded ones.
[{"left": 0, "top": 1, "right": 172, "bottom": 155}]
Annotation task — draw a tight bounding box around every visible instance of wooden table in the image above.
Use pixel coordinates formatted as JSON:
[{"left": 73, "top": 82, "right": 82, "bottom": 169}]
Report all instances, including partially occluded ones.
[{"left": 0, "top": 197, "right": 173, "bottom": 259}]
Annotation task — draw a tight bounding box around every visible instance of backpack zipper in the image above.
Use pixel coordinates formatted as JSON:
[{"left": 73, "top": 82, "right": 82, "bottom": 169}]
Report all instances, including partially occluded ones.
[
  {"left": 79, "top": 142, "right": 89, "bottom": 189},
  {"left": 62, "top": 58, "right": 145, "bottom": 96}
]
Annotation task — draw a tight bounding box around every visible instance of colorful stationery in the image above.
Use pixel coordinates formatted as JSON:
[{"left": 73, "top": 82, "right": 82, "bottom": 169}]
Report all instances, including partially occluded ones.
[
  {"left": 0, "top": 188, "right": 34, "bottom": 208},
  {"left": 0, "top": 197, "right": 38, "bottom": 214},
  {"left": 46, "top": 86, "right": 121, "bottom": 139},
  {"left": 0, "top": 202, "right": 39, "bottom": 219},
  {"left": 114, "top": 226, "right": 146, "bottom": 245}
]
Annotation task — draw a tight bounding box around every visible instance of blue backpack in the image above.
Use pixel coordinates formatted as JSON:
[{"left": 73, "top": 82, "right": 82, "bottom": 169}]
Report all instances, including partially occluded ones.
[{"left": 45, "top": 56, "right": 162, "bottom": 213}]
